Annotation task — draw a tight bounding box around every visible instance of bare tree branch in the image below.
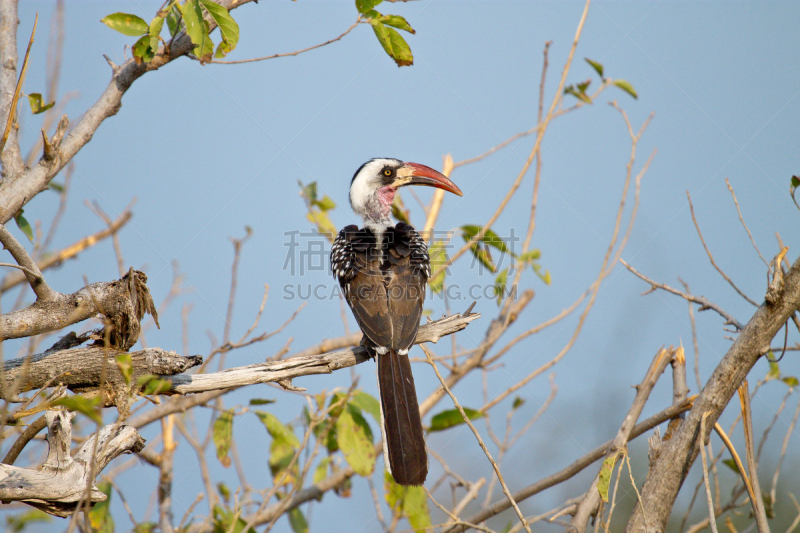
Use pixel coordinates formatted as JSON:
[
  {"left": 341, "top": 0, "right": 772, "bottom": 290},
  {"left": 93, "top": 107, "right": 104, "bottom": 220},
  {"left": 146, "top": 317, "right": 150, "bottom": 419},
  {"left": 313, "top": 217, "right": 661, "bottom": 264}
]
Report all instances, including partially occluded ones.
[
  {"left": 0, "top": 222, "right": 55, "bottom": 300},
  {"left": 621, "top": 258, "right": 744, "bottom": 330},
  {"left": 625, "top": 254, "right": 800, "bottom": 533},
  {"left": 0, "top": 268, "right": 156, "bottom": 349},
  {"left": 0, "top": 0, "right": 25, "bottom": 175},
  {"left": 0, "top": 409, "right": 145, "bottom": 517},
  {"left": 0, "top": 208, "right": 133, "bottom": 294},
  {"left": 0, "top": 0, "right": 258, "bottom": 225},
  {"left": 448, "top": 398, "right": 694, "bottom": 532},
  {"left": 167, "top": 312, "right": 479, "bottom": 394},
  {"left": 570, "top": 346, "right": 674, "bottom": 532},
  {"left": 2, "top": 346, "right": 202, "bottom": 397}
]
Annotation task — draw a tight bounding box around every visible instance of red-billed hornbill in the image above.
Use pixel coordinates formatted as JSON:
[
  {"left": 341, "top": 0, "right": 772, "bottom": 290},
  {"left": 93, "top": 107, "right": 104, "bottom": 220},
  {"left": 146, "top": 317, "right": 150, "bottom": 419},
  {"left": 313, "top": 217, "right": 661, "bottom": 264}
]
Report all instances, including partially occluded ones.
[{"left": 331, "top": 158, "right": 462, "bottom": 486}]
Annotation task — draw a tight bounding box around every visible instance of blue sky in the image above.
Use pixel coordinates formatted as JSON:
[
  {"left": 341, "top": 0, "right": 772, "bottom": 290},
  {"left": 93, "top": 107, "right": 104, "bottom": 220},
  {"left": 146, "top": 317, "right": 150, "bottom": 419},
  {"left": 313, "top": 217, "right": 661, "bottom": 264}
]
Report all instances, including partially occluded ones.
[{"left": 6, "top": 1, "right": 800, "bottom": 531}]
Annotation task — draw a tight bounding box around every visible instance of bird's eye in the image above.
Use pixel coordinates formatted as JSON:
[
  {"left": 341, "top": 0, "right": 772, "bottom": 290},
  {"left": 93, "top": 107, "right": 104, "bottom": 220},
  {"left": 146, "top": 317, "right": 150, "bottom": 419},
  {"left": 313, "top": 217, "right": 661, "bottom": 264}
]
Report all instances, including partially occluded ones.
[{"left": 383, "top": 168, "right": 392, "bottom": 176}]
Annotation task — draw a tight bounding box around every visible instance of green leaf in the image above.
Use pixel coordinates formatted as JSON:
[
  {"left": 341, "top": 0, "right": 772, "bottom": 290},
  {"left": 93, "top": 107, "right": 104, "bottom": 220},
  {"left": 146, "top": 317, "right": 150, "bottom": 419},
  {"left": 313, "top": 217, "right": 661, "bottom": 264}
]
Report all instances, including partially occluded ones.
[
  {"left": 88, "top": 482, "right": 114, "bottom": 533},
  {"left": 115, "top": 353, "right": 132, "bottom": 385},
  {"left": 428, "top": 240, "right": 448, "bottom": 293},
  {"left": 519, "top": 249, "right": 541, "bottom": 262},
  {"left": 256, "top": 411, "right": 300, "bottom": 447},
  {"left": 494, "top": 268, "right": 508, "bottom": 305},
  {"left": 217, "top": 481, "right": 231, "bottom": 502},
  {"left": 132, "top": 35, "right": 155, "bottom": 63},
  {"left": 512, "top": 397, "right": 525, "bottom": 410},
  {"left": 101, "top": 12, "right": 149, "bottom": 36},
  {"left": 134, "top": 523, "right": 157, "bottom": 533},
  {"left": 597, "top": 452, "right": 620, "bottom": 503},
  {"left": 385, "top": 470, "right": 404, "bottom": 511},
  {"left": 336, "top": 405, "right": 376, "bottom": 476},
  {"left": 370, "top": 21, "right": 413, "bottom": 67},
  {"left": 136, "top": 374, "right": 172, "bottom": 395},
  {"left": 255, "top": 411, "right": 301, "bottom": 484},
  {"left": 722, "top": 458, "right": 739, "bottom": 474},
  {"left": 792, "top": 175, "right": 800, "bottom": 189},
  {"left": 149, "top": 14, "right": 165, "bottom": 54},
  {"left": 564, "top": 84, "right": 592, "bottom": 104},
  {"left": 14, "top": 211, "right": 33, "bottom": 242},
  {"left": 782, "top": 376, "right": 799, "bottom": 388},
  {"left": 5, "top": 509, "right": 50, "bottom": 532},
  {"left": 199, "top": 0, "right": 239, "bottom": 58},
  {"left": 576, "top": 80, "right": 591, "bottom": 93},
  {"left": 403, "top": 484, "right": 431, "bottom": 533},
  {"left": 532, "top": 262, "right": 551, "bottom": 285},
  {"left": 613, "top": 79, "right": 638, "bottom": 99},
  {"left": 299, "top": 180, "right": 318, "bottom": 203},
  {"left": 391, "top": 193, "right": 410, "bottom": 224},
  {"left": 181, "top": 0, "right": 213, "bottom": 62},
  {"left": 469, "top": 243, "right": 496, "bottom": 272},
  {"left": 166, "top": 7, "right": 180, "bottom": 37},
  {"left": 53, "top": 396, "right": 102, "bottom": 424},
  {"left": 48, "top": 182, "right": 64, "bottom": 193},
  {"left": 313, "top": 456, "right": 330, "bottom": 484},
  {"left": 585, "top": 57, "right": 604, "bottom": 78},
  {"left": 288, "top": 508, "right": 308, "bottom": 533},
  {"left": 306, "top": 210, "right": 337, "bottom": 239},
  {"left": 356, "top": 0, "right": 383, "bottom": 14},
  {"left": 428, "top": 407, "right": 483, "bottom": 432},
  {"left": 366, "top": 12, "right": 415, "bottom": 34},
  {"left": 27, "top": 93, "right": 54, "bottom": 114},
  {"left": 212, "top": 506, "right": 256, "bottom": 533},
  {"left": 249, "top": 398, "right": 276, "bottom": 405},
  {"left": 383, "top": 473, "right": 430, "bottom": 533},
  {"left": 767, "top": 360, "right": 780, "bottom": 380},
  {"left": 315, "top": 195, "right": 336, "bottom": 211},
  {"left": 461, "top": 225, "right": 514, "bottom": 255},
  {"left": 350, "top": 391, "right": 381, "bottom": 422},
  {"left": 213, "top": 409, "right": 234, "bottom": 467}
]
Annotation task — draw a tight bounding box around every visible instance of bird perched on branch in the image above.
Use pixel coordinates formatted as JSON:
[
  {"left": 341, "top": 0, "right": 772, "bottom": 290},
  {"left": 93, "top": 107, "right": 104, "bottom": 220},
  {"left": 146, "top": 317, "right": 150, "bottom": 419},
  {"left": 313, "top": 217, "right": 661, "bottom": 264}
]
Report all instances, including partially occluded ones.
[{"left": 331, "top": 158, "right": 462, "bottom": 486}]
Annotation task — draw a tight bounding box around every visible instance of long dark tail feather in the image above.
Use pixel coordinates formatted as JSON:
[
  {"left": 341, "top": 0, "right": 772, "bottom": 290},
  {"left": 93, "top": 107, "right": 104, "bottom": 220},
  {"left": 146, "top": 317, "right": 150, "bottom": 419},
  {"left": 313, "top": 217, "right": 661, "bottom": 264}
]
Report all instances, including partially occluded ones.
[{"left": 377, "top": 349, "right": 427, "bottom": 485}]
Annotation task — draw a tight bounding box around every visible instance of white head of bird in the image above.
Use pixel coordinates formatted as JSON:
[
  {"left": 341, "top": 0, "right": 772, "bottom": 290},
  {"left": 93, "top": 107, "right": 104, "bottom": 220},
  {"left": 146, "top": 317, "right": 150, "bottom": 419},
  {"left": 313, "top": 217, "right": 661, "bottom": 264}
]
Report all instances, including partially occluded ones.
[{"left": 349, "top": 158, "right": 463, "bottom": 232}]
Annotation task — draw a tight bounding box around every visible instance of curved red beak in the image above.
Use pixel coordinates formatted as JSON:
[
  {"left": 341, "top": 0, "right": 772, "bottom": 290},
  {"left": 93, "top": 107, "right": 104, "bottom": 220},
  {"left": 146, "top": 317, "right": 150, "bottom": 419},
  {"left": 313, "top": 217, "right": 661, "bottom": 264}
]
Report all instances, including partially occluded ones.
[{"left": 398, "top": 162, "right": 463, "bottom": 196}]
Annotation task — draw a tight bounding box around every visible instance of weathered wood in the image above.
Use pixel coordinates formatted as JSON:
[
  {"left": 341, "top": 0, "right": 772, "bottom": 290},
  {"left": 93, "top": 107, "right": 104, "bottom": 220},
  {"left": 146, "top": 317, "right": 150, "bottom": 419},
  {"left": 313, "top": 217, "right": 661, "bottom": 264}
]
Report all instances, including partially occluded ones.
[
  {"left": 2, "top": 347, "right": 202, "bottom": 396},
  {"left": 0, "top": 269, "right": 157, "bottom": 350},
  {"left": 0, "top": 409, "right": 145, "bottom": 517},
  {"left": 166, "top": 312, "right": 481, "bottom": 394}
]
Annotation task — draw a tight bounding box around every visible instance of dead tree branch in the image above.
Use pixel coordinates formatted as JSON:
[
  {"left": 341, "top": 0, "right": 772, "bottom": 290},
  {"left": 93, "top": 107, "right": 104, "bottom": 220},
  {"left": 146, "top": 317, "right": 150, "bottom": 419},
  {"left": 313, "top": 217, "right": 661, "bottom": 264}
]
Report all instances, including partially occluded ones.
[
  {"left": 166, "top": 312, "right": 480, "bottom": 394},
  {"left": 0, "top": 409, "right": 145, "bottom": 517},
  {"left": 0, "top": 268, "right": 157, "bottom": 349},
  {"left": 569, "top": 346, "right": 674, "bottom": 532},
  {"left": 625, "top": 254, "right": 800, "bottom": 533},
  {"left": 0, "top": 208, "right": 133, "bottom": 294},
  {"left": 2, "top": 346, "right": 202, "bottom": 397}
]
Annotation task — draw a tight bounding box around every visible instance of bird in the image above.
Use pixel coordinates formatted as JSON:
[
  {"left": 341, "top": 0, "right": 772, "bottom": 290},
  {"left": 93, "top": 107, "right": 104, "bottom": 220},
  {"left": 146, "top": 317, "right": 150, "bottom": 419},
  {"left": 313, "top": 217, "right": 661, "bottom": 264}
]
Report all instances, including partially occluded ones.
[{"left": 330, "top": 158, "right": 463, "bottom": 486}]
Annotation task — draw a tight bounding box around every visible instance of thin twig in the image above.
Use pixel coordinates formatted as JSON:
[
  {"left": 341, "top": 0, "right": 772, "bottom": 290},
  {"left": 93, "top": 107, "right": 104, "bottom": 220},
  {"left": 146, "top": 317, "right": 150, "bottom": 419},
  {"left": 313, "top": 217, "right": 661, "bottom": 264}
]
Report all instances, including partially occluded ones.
[
  {"left": 725, "top": 178, "right": 769, "bottom": 268},
  {"left": 621, "top": 258, "right": 744, "bottom": 330},
  {"left": 738, "top": 381, "right": 770, "bottom": 533},
  {"left": 421, "top": 344, "right": 532, "bottom": 533},
  {"left": 713, "top": 422, "right": 756, "bottom": 508},
  {"left": 687, "top": 190, "right": 758, "bottom": 306},
  {"left": 449, "top": 398, "right": 694, "bottom": 532},
  {"left": 202, "top": 20, "right": 359, "bottom": 64},
  {"left": 0, "top": 14, "right": 37, "bottom": 154},
  {"left": 0, "top": 223, "right": 55, "bottom": 300},
  {"left": 771, "top": 391, "right": 800, "bottom": 506},
  {"left": 444, "top": 0, "right": 592, "bottom": 269},
  {"left": 699, "top": 412, "right": 720, "bottom": 533}
]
